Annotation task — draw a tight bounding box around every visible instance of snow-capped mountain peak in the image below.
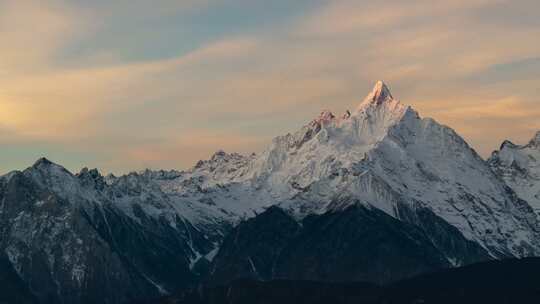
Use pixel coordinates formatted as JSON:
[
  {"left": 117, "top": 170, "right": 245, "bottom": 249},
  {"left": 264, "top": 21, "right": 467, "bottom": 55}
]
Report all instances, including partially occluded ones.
[
  {"left": 21, "top": 82, "right": 535, "bottom": 260},
  {"left": 352, "top": 81, "right": 412, "bottom": 133},
  {"left": 24, "top": 157, "right": 74, "bottom": 187},
  {"left": 240, "top": 81, "right": 540, "bottom": 258},
  {"left": 299, "top": 81, "right": 408, "bottom": 135},
  {"left": 356, "top": 80, "right": 394, "bottom": 111},
  {"left": 245, "top": 81, "right": 411, "bottom": 194},
  {"left": 31, "top": 157, "right": 68, "bottom": 172}
]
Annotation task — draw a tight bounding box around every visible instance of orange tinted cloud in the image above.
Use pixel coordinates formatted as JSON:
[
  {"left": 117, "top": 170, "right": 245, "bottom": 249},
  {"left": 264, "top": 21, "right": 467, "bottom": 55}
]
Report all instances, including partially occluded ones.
[{"left": 116, "top": 130, "right": 268, "bottom": 172}]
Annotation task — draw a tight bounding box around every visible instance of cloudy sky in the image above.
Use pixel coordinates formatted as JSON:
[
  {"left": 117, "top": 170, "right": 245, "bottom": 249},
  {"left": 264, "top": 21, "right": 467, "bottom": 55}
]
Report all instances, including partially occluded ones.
[{"left": 1, "top": 0, "right": 539, "bottom": 174}]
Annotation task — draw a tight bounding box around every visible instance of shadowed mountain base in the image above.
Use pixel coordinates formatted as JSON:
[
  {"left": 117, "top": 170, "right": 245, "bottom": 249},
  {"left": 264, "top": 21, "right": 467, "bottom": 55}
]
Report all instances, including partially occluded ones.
[{"left": 151, "top": 258, "right": 540, "bottom": 304}]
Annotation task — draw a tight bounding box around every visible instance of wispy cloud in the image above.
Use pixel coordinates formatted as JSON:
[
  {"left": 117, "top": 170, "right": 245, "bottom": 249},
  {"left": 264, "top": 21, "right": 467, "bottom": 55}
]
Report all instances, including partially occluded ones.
[
  {"left": 0, "top": 0, "right": 92, "bottom": 72},
  {"left": 118, "top": 130, "right": 268, "bottom": 172},
  {"left": 298, "top": 0, "right": 505, "bottom": 36}
]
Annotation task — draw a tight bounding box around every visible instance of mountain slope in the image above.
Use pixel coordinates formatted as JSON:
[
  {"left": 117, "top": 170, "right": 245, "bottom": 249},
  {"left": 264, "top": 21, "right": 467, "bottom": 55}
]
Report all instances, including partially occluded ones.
[
  {"left": 142, "top": 81, "right": 540, "bottom": 258},
  {"left": 488, "top": 132, "right": 540, "bottom": 217},
  {"left": 209, "top": 205, "right": 488, "bottom": 285},
  {"left": 217, "top": 81, "right": 539, "bottom": 258},
  {"left": 0, "top": 159, "right": 225, "bottom": 303}
]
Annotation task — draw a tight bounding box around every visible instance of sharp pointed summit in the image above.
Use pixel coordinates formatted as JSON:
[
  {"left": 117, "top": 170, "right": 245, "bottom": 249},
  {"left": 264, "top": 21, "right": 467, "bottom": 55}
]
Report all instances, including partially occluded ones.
[
  {"left": 365, "top": 80, "right": 393, "bottom": 103},
  {"left": 355, "top": 80, "right": 399, "bottom": 114},
  {"left": 31, "top": 157, "right": 67, "bottom": 173},
  {"left": 33, "top": 157, "right": 53, "bottom": 167},
  {"left": 372, "top": 80, "right": 393, "bottom": 98}
]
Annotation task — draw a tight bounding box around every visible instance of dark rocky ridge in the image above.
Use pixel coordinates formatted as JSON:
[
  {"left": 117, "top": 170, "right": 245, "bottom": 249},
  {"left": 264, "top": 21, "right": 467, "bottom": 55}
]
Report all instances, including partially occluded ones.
[
  {"left": 209, "top": 204, "right": 489, "bottom": 285},
  {"left": 0, "top": 159, "right": 217, "bottom": 304}
]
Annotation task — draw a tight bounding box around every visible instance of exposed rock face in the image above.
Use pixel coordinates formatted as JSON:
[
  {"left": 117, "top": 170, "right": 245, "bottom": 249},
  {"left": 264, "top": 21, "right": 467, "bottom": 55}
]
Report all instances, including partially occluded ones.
[
  {"left": 489, "top": 131, "right": 540, "bottom": 217},
  {"left": 0, "top": 160, "right": 222, "bottom": 304}
]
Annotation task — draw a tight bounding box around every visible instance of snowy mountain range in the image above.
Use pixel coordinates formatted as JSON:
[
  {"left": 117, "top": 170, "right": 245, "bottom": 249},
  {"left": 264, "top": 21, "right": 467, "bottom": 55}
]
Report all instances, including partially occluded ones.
[
  {"left": 1, "top": 81, "right": 539, "bottom": 303},
  {"left": 488, "top": 132, "right": 540, "bottom": 217}
]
